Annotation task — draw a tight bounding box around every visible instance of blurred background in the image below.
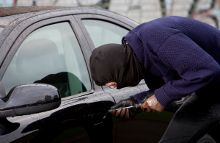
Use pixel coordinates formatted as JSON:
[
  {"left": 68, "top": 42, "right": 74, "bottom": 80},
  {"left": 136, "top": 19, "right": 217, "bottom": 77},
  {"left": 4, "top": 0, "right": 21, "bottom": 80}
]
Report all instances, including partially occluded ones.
[{"left": 0, "top": 0, "right": 220, "bottom": 29}]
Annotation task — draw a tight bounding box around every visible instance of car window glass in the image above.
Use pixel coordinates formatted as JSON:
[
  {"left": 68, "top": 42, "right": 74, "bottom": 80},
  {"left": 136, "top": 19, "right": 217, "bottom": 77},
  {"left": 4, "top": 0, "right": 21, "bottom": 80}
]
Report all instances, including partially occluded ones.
[
  {"left": 82, "top": 19, "right": 129, "bottom": 48},
  {"left": 2, "top": 22, "right": 91, "bottom": 98},
  {"left": 0, "top": 27, "right": 4, "bottom": 33}
]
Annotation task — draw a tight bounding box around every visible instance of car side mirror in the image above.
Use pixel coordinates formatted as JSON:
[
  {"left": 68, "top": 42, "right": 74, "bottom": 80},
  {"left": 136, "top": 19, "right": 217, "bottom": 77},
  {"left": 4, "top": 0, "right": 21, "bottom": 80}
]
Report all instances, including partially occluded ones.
[{"left": 0, "top": 84, "right": 61, "bottom": 118}]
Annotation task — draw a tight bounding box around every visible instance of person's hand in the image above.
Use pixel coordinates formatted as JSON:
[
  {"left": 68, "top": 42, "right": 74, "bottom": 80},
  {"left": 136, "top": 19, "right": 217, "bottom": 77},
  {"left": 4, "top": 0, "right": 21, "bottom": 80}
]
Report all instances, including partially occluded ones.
[
  {"left": 141, "top": 94, "right": 164, "bottom": 112},
  {"left": 110, "top": 97, "right": 139, "bottom": 119}
]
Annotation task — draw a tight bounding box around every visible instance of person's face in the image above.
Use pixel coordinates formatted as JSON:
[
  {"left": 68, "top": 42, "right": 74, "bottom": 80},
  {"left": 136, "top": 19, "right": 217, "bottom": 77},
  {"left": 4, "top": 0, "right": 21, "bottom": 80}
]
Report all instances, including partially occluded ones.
[{"left": 105, "top": 82, "right": 117, "bottom": 88}]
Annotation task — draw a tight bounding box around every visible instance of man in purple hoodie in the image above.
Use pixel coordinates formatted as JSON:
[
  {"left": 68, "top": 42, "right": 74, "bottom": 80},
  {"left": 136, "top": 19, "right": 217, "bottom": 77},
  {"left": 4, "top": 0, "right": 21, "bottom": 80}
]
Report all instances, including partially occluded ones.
[{"left": 90, "top": 16, "right": 220, "bottom": 142}]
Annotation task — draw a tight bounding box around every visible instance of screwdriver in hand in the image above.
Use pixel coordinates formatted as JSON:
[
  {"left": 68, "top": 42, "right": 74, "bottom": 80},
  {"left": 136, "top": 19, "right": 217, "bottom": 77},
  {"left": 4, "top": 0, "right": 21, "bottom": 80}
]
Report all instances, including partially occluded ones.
[{"left": 108, "top": 103, "right": 146, "bottom": 112}]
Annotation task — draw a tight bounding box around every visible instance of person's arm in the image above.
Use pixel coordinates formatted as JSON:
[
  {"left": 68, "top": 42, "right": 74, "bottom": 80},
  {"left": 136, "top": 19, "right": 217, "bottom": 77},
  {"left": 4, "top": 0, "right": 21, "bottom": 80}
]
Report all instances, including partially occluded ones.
[
  {"left": 131, "top": 72, "right": 165, "bottom": 102},
  {"left": 150, "top": 33, "right": 220, "bottom": 108},
  {"left": 130, "top": 90, "right": 154, "bottom": 103}
]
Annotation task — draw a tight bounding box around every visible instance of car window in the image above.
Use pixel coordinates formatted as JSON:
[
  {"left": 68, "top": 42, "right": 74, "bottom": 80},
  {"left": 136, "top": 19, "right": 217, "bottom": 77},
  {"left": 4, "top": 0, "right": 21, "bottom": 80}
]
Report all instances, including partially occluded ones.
[
  {"left": 2, "top": 22, "right": 91, "bottom": 98},
  {"left": 82, "top": 19, "right": 129, "bottom": 48},
  {"left": 0, "top": 27, "right": 4, "bottom": 34}
]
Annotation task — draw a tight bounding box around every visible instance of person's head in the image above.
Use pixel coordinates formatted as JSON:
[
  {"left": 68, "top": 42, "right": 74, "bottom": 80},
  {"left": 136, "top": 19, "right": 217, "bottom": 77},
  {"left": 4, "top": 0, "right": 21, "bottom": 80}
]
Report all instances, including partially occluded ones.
[{"left": 89, "top": 43, "right": 143, "bottom": 89}]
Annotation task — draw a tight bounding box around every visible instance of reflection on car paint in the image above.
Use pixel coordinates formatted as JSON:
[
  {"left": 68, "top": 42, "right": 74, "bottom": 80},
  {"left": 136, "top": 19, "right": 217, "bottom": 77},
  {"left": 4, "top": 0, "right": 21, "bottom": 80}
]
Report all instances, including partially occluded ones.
[{"left": 21, "top": 101, "right": 114, "bottom": 142}]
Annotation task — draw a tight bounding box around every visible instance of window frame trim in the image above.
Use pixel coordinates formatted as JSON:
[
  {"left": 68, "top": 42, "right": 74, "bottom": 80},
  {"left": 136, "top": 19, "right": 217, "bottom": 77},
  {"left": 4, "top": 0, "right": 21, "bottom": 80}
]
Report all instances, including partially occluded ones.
[{"left": 74, "top": 14, "right": 135, "bottom": 51}]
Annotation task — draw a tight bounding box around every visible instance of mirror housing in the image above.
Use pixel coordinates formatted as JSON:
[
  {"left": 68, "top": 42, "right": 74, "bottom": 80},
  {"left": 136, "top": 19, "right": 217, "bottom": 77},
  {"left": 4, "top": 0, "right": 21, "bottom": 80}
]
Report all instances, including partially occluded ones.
[{"left": 0, "top": 84, "right": 61, "bottom": 118}]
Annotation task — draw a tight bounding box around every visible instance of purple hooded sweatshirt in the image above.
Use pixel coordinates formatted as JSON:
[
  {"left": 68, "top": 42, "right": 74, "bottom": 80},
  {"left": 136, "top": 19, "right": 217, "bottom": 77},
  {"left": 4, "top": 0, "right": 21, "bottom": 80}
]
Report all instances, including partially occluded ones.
[{"left": 122, "top": 16, "right": 220, "bottom": 107}]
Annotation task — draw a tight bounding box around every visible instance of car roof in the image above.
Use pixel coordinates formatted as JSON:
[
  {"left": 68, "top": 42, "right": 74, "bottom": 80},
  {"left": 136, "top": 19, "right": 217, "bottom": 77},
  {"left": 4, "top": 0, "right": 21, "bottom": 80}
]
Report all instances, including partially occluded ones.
[
  {"left": 0, "top": 6, "right": 65, "bottom": 17},
  {"left": 0, "top": 6, "right": 120, "bottom": 27},
  {"left": 0, "top": 6, "right": 63, "bottom": 26},
  {"left": 0, "top": 6, "right": 137, "bottom": 50},
  {"left": 0, "top": 6, "right": 137, "bottom": 33}
]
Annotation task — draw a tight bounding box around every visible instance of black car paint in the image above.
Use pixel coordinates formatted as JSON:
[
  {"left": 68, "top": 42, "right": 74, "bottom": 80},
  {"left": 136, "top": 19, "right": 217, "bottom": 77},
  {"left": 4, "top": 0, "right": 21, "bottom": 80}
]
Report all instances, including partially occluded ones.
[
  {"left": 21, "top": 101, "right": 114, "bottom": 142},
  {"left": 0, "top": 7, "right": 218, "bottom": 143},
  {"left": 1, "top": 89, "right": 115, "bottom": 142},
  {"left": 0, "top": 84, "right": 61, "bottom": 118}
]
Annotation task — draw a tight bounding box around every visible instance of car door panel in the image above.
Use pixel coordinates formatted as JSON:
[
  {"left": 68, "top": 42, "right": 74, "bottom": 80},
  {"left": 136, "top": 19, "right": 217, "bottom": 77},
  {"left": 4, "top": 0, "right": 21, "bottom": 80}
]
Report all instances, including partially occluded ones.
[{"left": 1, "top": 93, "right": 114, "bottom": 143}]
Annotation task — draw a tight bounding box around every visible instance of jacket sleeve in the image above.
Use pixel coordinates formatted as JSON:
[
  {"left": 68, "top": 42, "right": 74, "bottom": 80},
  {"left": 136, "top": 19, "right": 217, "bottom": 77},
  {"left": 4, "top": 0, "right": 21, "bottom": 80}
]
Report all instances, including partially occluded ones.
[
  {"left": 130, "top": 90, "right": 154, "bottom": 103},
  {"left": 130, "top": 75, "right": 165, "bottom": 102},
  {"left": 154, "top": 33, "right": 220, "bottom": 107}
]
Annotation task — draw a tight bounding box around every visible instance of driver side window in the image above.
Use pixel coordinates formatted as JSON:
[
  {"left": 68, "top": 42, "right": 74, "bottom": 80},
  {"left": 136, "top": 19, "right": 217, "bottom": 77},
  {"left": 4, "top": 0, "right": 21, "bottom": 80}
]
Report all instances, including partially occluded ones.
[{"left": 2, "top": 22, "right": 91, "bottom": 98}]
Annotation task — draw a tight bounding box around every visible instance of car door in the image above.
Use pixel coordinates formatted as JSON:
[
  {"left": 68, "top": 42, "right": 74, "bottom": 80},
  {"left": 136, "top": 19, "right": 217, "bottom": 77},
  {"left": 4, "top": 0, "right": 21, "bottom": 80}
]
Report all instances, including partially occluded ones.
[
  {"left": 0, "top": 15, "right": 115, "bottom": 143},
  {"left": 75, "top": 14, "right": 175, "bottom": 143}
]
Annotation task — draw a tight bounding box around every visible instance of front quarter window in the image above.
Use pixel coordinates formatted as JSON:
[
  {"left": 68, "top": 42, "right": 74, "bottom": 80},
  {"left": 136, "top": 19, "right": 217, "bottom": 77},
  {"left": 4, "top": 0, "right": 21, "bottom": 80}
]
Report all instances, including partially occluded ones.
[{"left": 2, "top": 22, "right": 91, "bottom": 98}]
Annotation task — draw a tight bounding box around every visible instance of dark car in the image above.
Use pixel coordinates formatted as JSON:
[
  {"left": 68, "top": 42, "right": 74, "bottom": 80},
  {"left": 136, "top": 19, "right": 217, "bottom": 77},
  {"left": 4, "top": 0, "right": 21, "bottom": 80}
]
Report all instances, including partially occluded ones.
[{"left": 0, "top": 6, "right": 218, "bottom": 143}]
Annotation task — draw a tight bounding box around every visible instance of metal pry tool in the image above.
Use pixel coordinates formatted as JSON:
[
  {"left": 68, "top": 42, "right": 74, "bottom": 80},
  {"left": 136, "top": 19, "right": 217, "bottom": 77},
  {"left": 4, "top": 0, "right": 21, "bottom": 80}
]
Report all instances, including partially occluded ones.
[{"left": 108, "top": 103, "right": 143, "bottom": 112}]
